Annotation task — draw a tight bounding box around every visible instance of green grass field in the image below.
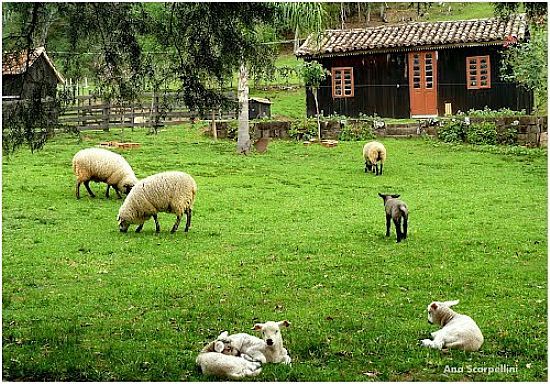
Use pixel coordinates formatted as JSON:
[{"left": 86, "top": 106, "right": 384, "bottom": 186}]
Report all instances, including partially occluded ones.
[{"left": 2, "top": 126, "right": 547, "bottom": 381}]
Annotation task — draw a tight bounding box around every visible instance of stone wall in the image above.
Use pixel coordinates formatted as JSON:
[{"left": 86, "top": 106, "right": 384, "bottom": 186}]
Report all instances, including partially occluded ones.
[{"left": 208, "top": 116, "right": 548, "bottom": 147}]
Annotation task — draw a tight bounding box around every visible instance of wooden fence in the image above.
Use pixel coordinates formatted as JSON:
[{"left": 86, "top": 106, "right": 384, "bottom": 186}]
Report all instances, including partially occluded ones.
[{"left": 59, "top": 92, "right": 237, "bottom": 131}]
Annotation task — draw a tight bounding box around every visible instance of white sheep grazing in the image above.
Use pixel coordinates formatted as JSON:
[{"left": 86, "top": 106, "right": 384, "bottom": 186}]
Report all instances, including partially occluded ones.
[
  {"left": 218, "top": 320, "right": 292, "bottom": 364},
  {"left": 196, "top": 339, "right": 262, "bottom": 380},
  {"left": 420, "top": 300, "right": 484, "bottom": 352},
  {"left": 117, "top": 171, "right": 197, "bottom": 233},
  {"left": 72, "top": 148, "right": 138, "bottom": 199},
  {"left": 363, "top": 141, "right": 387, "bottom": 175}
]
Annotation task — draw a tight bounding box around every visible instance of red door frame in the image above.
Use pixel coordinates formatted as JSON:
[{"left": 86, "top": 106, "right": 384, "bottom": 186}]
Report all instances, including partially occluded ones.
[{"left": 408, "top": 51, "right": 438, "bottom": 117}]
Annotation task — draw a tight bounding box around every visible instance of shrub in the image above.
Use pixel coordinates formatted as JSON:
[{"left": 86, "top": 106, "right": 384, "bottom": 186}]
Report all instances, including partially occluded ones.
[
  {"left": 289, "top": 118, "right": 317, "bottom": 141},
  {"left": 466, "top": 121, "right": 498, "bottom": 145},
  {"left": 436, "top": 120, "right": 466, "bottom": 143},
  {"left": 338, "top": 120, "right": 375, "bottom": 141}
]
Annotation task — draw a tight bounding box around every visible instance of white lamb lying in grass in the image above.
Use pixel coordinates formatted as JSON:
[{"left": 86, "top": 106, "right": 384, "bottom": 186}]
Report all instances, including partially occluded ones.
[
  {"left": 218, "top": 320, "right": 292, "bottom": 364},
  {"left": 196, "top": 339, "right": 262, "bottom": 380},
  {"left": 420, "top": 300, "right": 484, "bottom": 352}
]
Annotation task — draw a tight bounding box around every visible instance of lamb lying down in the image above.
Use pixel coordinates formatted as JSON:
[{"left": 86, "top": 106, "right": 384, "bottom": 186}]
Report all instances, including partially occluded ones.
[
  {"left": 218, "top": 320, "right": 292, "bottom": 364},
  {"left": 196, "top": 339, "right": 262, "bottom": 380},
  {"left": 420, "top": 300, "right": 484, "bottom": 352}
]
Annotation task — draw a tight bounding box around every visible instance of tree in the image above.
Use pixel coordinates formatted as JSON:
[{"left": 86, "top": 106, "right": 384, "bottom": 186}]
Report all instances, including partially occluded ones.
[
  {"left": 495, "top": 2, "right": 548, "bottom": 112},
  {"left": 500, "top": 26, "right": 548, "bottom": 112},
  {"left": 275, "top": 2, "right": 325, "bottom": 53},
  {"left": 2, "top": 2, "right": 276, "bottom": 154},
  {"left": 299, "top": 61, "right": 328, "bottom": 143}
]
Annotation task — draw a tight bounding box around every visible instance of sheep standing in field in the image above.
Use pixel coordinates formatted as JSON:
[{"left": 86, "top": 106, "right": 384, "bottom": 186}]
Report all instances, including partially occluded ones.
[
  {"left": 196, "top": 339, "right": 262, "bottom": 379},
  {"left": 72, "top": 148, "right": 138, "bottom": 199},
  {"left": 218, "top": 320, "right": 292, "bottom": 364},
  {"left": 363, "top": 141, "right": 387, "bottom": 175},
  {"left": 378, "top": 193, "right": 408, "bottom": 243},
  {"left": 420, "top": 300, "right": 484, "bottom": 352},
  {"left": 117, "top": 171, "right": 197, "bottom": 233}
]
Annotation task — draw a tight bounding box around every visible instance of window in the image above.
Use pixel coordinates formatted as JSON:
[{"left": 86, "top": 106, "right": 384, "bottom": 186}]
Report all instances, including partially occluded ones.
[
  {"left": 332, "top": 67, "right": 354, "bottom": 98},
  {"left": 466, "top": 56, "right": 491, "bottom": 89}
]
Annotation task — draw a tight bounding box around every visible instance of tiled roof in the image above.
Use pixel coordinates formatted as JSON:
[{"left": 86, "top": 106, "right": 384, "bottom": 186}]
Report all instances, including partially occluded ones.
[
  {"left": 2, "top": 46, "right": 65, "bottom": 83},
  {"left": 296, "top": 14, "right": 527, "bottom": 57}
]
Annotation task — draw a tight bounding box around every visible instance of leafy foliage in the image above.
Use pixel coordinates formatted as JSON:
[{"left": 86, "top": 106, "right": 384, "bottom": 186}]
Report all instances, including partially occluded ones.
[{"left": 500, "top": 25, "right": 548, "bottom": 112}]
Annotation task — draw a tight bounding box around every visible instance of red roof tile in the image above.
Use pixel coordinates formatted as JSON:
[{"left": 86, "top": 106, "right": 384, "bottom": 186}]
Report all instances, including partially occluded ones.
[{"left": 296, "top": 14, "right": 527, "bottom": 57}]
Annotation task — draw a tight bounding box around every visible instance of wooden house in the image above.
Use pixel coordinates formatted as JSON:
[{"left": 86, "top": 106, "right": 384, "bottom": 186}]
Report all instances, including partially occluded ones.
[
  {"left": 2, "top": 46, "right": 65, "bottom": 100},
  {"left": 296, "top": 14, "right": 533, "bottom": 118}
]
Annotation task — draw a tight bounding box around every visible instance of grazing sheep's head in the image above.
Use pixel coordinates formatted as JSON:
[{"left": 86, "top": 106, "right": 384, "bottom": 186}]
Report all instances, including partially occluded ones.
[
  {"left": 253, "top": 320, "right": 290, "bottom": 347},
  {"left": 118, "top": 215, "right": 130, "bottom": 233},
  {"left": 427, "top": 300, "right": 460, "bottom": 325},
  {"left": 123, "top": 183, "right": 134, "bottom": 195},
  {"left": 366, "top": 162, "right": 374, "bottom": 173}
]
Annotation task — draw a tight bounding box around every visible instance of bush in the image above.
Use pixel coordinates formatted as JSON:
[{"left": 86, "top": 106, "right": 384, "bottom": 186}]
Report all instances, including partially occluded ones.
[
  {"left": 289, "top": 118, "right": 317, "bottom": 141},
  {"left": 338, "top": 121, "right": 375, "bottom": 141},
  {"left": 436, "top": 120, "right": 466, "bottom": 143},
  {"left": 466, "top": 121, "right": 498, "bottom": 145}
]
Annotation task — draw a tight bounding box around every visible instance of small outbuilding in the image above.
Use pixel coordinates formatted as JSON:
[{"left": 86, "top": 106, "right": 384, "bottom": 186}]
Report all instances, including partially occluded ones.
[
  {"left": 249, "top": 97, "right": 272, "bottom": 119},
  {"left": 296, "top": 14, "right": 533, "bottom": 118},
  {"left": 2, "top": 46, "right": 65, "bottom": 100}
]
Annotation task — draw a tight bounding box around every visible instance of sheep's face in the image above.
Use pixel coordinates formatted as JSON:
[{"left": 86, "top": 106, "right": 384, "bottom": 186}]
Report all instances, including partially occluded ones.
[
  {"left": 365, "top": 162, "right": 374, "bottom": 173},
  {"left": 427, "top": 300, "right": 459, "bottom": 325},
  {"left": 123, "top": 184, "right": 134, "bottom": 195},
  {"left": 118, "top": 216, "right": 130, "bottom": 233},
  {"left": 254, "top": 320, "right": 290, "bottom": 347},
  {"left": 213, "top": 340, "right": 238, "bottom": 356}
]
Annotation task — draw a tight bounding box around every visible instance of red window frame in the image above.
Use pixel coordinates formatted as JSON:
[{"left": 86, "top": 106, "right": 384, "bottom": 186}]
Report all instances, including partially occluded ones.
[
  {"left": 332, "top": 67, "right": 354, "bottom": 98},
  {"left": 466, "top": 56, "right": 491, "bottom": 89}
]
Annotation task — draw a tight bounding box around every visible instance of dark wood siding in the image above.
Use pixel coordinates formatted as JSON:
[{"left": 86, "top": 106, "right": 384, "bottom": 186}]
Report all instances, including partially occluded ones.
[
  {"left": 307, "top": 54, "right": 410, "bottom": 118},
  {"left": 306, "top": 45, "right": 533, "bottom": 118},
  {"left": 437, "top": 46, "right": 533, "bottom": 114}
]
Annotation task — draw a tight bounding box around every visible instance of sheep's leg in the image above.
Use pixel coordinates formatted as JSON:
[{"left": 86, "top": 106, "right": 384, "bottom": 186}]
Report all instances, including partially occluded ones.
[
  {"left": 153, "top": 214, "right": 160, "bottom": 233},
  {"left": 135, "top": 224, "right": 144, "bottom": 233},
  {"left": 375, "top": 163, "right": 379, "bottom": 176},
  {"left": 385, "top": 214, "right": 391, "bottom": 237},
  {"left": 364, "top": 161, "right": 368, "bottom": 173},
  {"left": 184, "top": 208, "right": 192, "bottom": 232},
  {"left": 394, "top": 217, "right": 402, "bottom": 242},
  {"left": 76, "top": 182, "right": 81, "bottom": 199},
  {"left": 171, "top": 215, "right": 181, "bottom": 233},
  {"left": 112, "top": 186, "right": 123, "bottom": 199},
  {"left": 105, "top": 185, "right": 110, "bottom": 198},
  {"left": 379, "top": 163, "right": 383, "bottom": 175},
  {"left": 403, "top": 215, "right": 408, "bottom": 239},
  {"left": 84, "top": 180, "right": 95, "bottom": 197}
]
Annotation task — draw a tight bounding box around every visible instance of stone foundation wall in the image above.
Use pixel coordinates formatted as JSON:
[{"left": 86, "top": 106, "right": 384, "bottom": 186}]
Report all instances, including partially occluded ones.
[{"left": 208, "top": 116, "right": 548, "bottom": 147}]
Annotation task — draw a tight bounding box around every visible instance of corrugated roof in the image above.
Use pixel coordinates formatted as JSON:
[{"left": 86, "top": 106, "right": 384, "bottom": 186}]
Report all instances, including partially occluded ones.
[
  {"left": 296, "top": 14, "right": 527, "bottom": 58},
  {"left": 2, "top": 46, "right": 65, "bottom": 84}
]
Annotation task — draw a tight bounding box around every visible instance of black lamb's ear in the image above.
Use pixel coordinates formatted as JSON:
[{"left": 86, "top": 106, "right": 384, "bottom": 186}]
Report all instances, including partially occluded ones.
[
  {"left": 392, "top": 194, "right": 400, "bottom": 198},
  {"left": 378, "top": 193, "right": 385, "bottom": 198}
]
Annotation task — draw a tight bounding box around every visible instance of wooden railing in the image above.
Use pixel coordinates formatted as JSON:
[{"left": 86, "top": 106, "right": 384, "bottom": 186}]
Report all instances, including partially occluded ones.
[{"left": 59, "top": 93, "right": 237, "bottom": 131}]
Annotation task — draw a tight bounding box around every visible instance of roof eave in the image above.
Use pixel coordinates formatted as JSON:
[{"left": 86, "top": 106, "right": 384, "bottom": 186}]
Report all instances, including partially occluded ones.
[{"left": 297, "top": 40, "right": 512, "bottom": 60}]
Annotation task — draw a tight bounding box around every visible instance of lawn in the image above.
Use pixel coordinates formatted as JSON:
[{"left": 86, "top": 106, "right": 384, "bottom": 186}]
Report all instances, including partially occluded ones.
[{"left": 2, "top": 126, "right": 547, "bottom": 381}]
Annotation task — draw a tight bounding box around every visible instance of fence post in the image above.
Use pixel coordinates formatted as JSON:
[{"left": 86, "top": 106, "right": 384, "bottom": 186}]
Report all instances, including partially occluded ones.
[{"left": 102, "top": 99, "right": 110, "bottom": 131}]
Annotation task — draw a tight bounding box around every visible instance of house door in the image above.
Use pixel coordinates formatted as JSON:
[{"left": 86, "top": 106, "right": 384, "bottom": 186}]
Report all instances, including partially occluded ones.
[{"left": 408, "top": 51, "right": 438, "bottom": 117}]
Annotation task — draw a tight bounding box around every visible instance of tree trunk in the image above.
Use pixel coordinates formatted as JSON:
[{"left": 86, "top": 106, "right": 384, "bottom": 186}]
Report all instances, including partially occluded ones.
[
  {"left": 211, "top": 108, "right": 217, "bottom": 140},
  {"left": 237, "top": 63, "right": 251, "bottom": 154},
  {"left": 313, "top": 87, "right": 321, "bottom": 142},
  {"left": 294, "top": 25, "right": 300, "bottom": 53}
]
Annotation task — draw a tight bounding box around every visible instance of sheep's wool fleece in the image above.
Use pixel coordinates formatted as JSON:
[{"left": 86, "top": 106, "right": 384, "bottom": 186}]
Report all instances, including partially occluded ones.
[
  {"left": 363, "top": 141, "right": 386, "bottom": 164},
  {"left": 118, "top": 171, "right": 197, "bottom": 223},
  {"left": 72, "top": 148, "right": 136, "bottom": 186}
]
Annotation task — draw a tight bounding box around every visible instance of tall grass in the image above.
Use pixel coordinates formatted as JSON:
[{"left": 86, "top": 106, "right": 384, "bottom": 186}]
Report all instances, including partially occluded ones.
[{"left": 2, "top": 126, "right": 547, "bottom": 381}]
